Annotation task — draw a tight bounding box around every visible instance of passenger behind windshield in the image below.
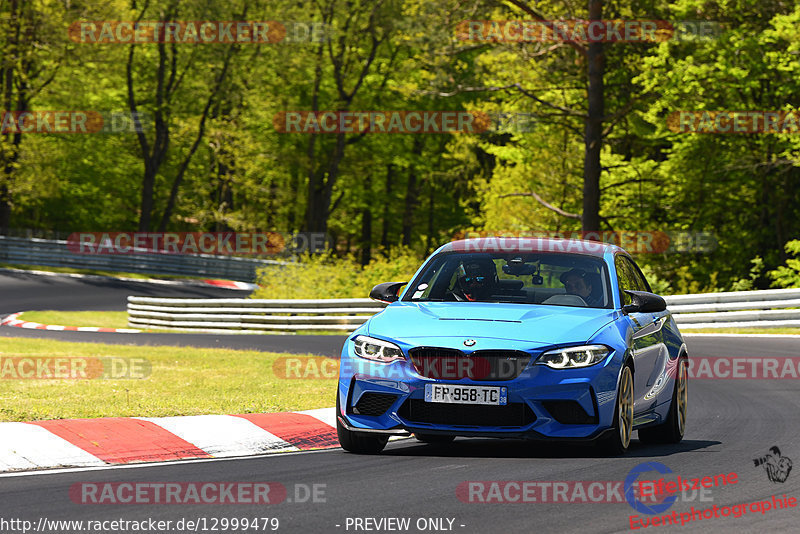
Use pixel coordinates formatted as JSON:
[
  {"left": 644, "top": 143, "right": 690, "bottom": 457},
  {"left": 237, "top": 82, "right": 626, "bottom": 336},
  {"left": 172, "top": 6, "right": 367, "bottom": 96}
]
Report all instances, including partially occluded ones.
[{"left": 560, "top": 268, "right": 604, "bottom": 307}]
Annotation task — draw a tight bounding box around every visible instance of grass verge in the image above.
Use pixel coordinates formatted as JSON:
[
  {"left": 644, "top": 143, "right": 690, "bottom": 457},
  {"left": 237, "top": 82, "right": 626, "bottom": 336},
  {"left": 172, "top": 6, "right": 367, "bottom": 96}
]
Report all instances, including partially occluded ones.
[
  {"left": 0, "top": 337, "right": 336, "bottom": 421},
  {"left": 17, "top": 310, "right": 130, "bottom": 329}
]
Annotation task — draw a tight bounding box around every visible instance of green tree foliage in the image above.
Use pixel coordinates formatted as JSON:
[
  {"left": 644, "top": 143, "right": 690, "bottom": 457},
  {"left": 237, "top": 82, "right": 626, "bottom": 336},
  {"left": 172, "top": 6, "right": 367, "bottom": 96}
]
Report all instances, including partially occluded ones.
[
  {"left": 768, "top": 241, "right": 800, "bottom": 288},
  {"left": 0, "top": 0, "right": 798, "bottom": 295}
]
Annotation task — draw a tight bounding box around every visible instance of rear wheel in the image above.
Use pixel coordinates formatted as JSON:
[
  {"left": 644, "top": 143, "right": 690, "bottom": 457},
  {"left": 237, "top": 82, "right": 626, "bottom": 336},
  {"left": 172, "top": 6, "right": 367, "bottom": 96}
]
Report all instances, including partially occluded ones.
[
  {"left": 638, "top": 357, "right": 687, "bottom": 445},
  {"left": 336, "top": 392, "right": 388, "bottom": 454},
  {"left": 600, "top": 363, "right": 634, "bottom": 455},
  {"left": 414, "top": 433, "right": 455, "bottom": 444}
]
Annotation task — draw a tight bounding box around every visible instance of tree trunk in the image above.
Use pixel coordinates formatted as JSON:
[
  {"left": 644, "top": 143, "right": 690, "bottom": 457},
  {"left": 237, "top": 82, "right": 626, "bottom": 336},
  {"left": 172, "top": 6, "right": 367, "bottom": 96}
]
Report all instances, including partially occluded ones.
[
  {"left": 287, "top": 164, "right": 300, "bottom": 232},
  {"left": 381, "top": 163, "right": 394, "bottom": 251},
  {"left": 213, "top": 154, "right": 233, "bottom": 232},
  {"left": 0, "top": 0, "right": 20, "bottom": 235},
  {"left": 582, "top": 0, "right": 604, "bottom": 234},
  {"left": 137, "top": 163, "right": 157, "bottom": 231},
  {"left": 129, "top": 35, "right": 171, "bottom": 232},
  {"left": 426, "top": 176, "right": 435, "bottom": 255},
  {"left": 360, "top": 174, "right": 373, "bottom": 266},
  {"left": 402, "top": 138, "right": 424, "bottom": 246},
  {"left": 304, "top": 131, "right": 347, "bottom": 235}
]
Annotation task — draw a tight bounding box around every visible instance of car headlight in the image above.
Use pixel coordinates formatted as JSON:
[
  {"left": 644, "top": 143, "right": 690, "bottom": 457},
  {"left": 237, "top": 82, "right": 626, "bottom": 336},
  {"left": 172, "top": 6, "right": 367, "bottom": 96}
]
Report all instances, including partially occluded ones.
[
  {"left": 353, "top": 335, "right": 405, "bottom": 364},
  {"left": 536, "top": 345, "right": 610, "bottom": 369}
]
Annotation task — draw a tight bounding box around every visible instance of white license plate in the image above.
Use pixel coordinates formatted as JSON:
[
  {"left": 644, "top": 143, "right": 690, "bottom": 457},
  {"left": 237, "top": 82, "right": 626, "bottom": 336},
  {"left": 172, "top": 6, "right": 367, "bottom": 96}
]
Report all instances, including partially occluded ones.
[{"left": 424, "top": 384, "right": 507, "bottom": 405}]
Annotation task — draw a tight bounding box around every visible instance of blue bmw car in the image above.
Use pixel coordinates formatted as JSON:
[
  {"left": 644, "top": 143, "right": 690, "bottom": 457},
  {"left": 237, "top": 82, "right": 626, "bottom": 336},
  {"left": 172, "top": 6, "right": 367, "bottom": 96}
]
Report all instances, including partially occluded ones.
[{"left": 336, "top": 237, "right": 688, "bottom": 455}]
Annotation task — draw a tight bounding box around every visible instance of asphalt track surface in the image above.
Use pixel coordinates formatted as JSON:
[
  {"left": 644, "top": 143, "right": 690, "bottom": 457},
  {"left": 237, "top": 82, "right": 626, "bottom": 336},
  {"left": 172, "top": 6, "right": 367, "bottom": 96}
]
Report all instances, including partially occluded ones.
[
  {"left": 1, "top": 272, "right": 799, "bottom": 533},
  {"left": 0, "top": 271, "right": 347, "bottom": 355},
  {"left": 0, "top": 271, "right": 243, "bottom": 313}
]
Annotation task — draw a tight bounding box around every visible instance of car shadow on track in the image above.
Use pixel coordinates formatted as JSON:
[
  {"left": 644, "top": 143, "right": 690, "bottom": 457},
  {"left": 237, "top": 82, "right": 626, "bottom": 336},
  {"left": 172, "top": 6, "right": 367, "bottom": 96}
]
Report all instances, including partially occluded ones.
[{"left": 382, "top": 438, "right": 719, "bottom": 459}]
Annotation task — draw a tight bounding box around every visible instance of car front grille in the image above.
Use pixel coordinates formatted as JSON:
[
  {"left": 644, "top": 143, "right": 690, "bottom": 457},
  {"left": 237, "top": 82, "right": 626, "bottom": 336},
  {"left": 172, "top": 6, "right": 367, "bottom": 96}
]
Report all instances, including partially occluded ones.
[
  {"left": 408, "top": 348, "right": 531, "bottom": 381},
  {"left": 399, "top": 399, "right": 536, "bottom": 428},
  {"left": 352, "top": 392, "right": 398, "bottom": 416}
]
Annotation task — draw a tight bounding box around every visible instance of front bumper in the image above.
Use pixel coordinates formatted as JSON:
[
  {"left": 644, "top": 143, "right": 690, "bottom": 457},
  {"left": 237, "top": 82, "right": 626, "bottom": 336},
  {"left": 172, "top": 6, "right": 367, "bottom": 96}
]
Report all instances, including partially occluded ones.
[{"left": 337, "top": 339, "right": 625, "bottom": 441}]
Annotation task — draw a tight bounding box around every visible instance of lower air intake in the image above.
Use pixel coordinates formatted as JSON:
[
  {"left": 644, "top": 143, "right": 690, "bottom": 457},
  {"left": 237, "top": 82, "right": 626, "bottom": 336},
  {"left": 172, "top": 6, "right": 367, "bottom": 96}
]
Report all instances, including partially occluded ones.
[
  {"left": 399, "top": 399, "right": 535, "bottom": 427},
  {"left": 352, "top": 392, "right": 398, "bottom": 416}
]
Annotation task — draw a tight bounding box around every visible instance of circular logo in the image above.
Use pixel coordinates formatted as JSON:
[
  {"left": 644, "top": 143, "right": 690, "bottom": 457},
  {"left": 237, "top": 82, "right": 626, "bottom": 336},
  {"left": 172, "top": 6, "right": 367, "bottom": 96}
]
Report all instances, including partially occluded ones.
[
  {"left": 463, "top": 339, "right": 476, "bottom": 347},
  {"left": 624, "top": 461, "right": 677, "bottom": 515}
]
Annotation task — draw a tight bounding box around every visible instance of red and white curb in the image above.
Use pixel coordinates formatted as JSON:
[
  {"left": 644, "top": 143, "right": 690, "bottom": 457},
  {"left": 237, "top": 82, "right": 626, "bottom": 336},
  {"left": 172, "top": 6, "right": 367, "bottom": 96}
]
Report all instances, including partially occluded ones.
[
  {"left": 0, "top": 267, "right": 258, "bottom": 291},
  {"left": 1, "top": 312, "right": 141, "bottom": 333},
  {"left": 202, "top": 279, "right": 258, "bottom": 290},
  {"left": 0, "top": 408, "right": 338, "bottom": 472}
]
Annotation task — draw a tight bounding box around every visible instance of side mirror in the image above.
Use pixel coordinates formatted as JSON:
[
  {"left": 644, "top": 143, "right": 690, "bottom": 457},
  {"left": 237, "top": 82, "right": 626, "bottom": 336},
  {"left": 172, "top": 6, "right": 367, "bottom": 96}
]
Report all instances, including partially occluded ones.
[
  {"left": 369, "top": 281, "right": 407, "bottom": 303},
  {"left": 622, "top": 290, "right": 667, "bottom": 314}
]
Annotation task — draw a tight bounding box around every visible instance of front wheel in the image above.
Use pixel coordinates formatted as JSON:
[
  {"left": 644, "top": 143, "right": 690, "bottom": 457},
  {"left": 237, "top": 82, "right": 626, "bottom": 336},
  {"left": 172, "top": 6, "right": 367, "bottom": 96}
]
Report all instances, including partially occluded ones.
[
  {"left": 336, "top": 393, "right": 388, "bottom": 454},
  {"left": 600, "top": 363, "right": 634, "bottom": 455},
  {"left": 638, "top": 357, "right": 687, "bottom": 445}
]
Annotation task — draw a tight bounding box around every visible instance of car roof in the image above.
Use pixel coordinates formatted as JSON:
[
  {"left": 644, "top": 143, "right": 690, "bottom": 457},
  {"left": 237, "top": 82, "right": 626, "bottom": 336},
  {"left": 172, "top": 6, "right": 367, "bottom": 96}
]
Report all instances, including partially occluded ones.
[{"left": 439, "top": 237, "right": 624, "bottom": 258}]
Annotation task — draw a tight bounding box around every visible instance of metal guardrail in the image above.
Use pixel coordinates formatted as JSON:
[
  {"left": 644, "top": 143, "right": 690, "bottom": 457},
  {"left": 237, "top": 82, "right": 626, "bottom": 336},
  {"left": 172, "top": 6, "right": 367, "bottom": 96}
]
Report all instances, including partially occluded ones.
[
  {"left": 664, "top": 288, "right": 800, "bottom": 329},
  {"left": 127, "top": 297, "right": 387, "bottom": 331},
  {"left": 127, "top": 288, "right": 800, "bottom": 332},
  {"left": 0, "top": 236, "right": 284, "bottom": 282}
]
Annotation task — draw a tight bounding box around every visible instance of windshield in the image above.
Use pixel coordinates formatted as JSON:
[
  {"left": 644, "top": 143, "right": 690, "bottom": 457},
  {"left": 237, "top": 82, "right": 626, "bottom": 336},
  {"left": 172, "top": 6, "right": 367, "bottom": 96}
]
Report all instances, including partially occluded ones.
[{"left": 403, "top": 252, "right": 612, "bottom": 309}]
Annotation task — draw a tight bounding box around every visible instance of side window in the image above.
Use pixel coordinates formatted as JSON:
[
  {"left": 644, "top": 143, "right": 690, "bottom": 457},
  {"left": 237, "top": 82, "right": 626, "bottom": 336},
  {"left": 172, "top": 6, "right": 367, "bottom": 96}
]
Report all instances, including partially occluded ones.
[
  {"left": 625, "top": 257, "right": 652, "bottom": 293},
  {"left": 615, "top": 255, "right": 636, "bottom": 305}
]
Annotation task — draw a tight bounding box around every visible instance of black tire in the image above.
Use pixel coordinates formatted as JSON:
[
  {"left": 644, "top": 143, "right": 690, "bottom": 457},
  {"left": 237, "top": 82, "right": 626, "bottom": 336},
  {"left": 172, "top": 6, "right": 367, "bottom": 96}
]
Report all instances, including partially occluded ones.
[
  {"left": 638, "top": 357, "right": 687, "bottom": 445},
  {"left": 336, "top": 392, "right": 389, "bottom": 454},
  {"left": 600, "top": 362, "right": 634, "bottom": 455},
  {"left": 414, "top": 433, "right": 456, "bottom": 444}
]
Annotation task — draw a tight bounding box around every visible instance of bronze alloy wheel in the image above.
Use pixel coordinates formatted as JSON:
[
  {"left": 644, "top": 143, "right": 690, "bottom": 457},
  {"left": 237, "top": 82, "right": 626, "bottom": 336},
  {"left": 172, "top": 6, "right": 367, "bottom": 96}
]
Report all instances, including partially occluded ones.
[
  {"left": 617, "top": 365, "right": 634, "bottom": 449},
  {"left": 677, "top": 358, "right": 687, "bottom": 437}
]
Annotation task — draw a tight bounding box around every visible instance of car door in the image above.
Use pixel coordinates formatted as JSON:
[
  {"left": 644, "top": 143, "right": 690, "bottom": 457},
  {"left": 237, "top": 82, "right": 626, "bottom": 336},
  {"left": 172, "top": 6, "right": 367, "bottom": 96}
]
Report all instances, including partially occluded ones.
[{"left": 615, "top": 255, "right": 668, "bottom": 414}]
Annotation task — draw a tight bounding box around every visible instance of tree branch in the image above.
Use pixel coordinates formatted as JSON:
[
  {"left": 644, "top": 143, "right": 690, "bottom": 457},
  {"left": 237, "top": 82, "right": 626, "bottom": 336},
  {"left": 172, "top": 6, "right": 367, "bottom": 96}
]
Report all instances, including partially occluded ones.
[
  {"left": 600, "top": 178, "right": 659, "bottom": 192},
  {"left": 500, "top": 0, "right": 587, "bottom": 57},
  {"left": 498, "top": 191, "right": 581, "bottom": 219}
]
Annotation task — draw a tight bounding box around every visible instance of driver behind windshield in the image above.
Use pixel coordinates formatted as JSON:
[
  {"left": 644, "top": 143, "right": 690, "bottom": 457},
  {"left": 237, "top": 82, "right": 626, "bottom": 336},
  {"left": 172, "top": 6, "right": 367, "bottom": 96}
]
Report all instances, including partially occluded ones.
[
  {"left": 448, "top": 260, "right": 496, "bottom": 302},
  {"left": 560, "top": 268, "right": 602, "bottom": 307}
]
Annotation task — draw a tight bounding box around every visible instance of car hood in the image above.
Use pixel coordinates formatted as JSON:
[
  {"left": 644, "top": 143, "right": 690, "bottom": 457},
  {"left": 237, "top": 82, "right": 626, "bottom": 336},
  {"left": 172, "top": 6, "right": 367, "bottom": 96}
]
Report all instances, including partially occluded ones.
[{"left": 366, "top": 301, "right": 615, "bottom": 347}]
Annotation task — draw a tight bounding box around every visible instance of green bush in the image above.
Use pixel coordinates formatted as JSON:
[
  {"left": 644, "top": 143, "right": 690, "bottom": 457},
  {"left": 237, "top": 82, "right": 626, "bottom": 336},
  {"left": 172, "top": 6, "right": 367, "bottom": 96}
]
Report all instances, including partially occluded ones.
[
  {"left": 251, "top": 248, "right": 423, "bottom": 299},
  {"left": 730, "top": 256, "right": 765, "bottom": 291},
  {"left": 768, "top": 240, "right": 800, "bottom": 288}
]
